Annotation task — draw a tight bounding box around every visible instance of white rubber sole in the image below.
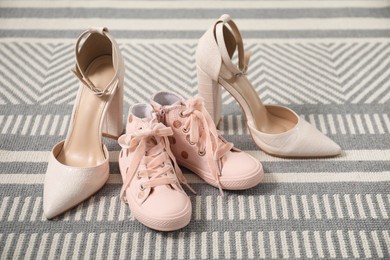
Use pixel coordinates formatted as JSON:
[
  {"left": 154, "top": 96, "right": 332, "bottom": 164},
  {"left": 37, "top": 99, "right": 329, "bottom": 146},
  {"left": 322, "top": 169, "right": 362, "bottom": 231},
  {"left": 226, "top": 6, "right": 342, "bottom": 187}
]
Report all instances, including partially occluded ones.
[
  {"left": 127, "top": 194, "right": 192, "bottom": 231},
  {"left": 177, "top": 159, "right": 264, "bottom": 190}
]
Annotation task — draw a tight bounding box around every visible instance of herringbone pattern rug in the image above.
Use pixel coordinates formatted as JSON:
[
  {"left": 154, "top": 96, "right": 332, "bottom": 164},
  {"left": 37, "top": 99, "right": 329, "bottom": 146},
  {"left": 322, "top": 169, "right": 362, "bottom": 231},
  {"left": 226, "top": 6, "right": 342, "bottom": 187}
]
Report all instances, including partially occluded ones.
[{"left": 0, "top": 1, "right": 389, "bottom": 259}]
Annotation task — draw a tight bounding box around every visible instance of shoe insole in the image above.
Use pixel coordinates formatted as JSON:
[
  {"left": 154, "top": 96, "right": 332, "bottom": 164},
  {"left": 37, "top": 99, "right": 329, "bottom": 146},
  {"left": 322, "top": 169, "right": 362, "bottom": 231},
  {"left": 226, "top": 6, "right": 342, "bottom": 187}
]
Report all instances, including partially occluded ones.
[
  {"left": 57, "top": 55, "right": 115, "bottom": 167},
  {"left": 220, "top": 63, "right": 296, "bottom": 134}
]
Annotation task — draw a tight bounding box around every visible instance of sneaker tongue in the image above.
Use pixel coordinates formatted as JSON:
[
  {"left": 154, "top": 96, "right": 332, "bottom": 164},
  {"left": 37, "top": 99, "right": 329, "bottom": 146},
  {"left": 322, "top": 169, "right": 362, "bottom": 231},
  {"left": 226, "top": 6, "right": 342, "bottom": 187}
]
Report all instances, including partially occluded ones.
[
  {"left": 145, "top": 138, "right": 157, "bottom": 148},
  {"left": 144, "top": 134, "right": 168, "bottom": 170},
  {"left": 152, "top": 183, "right": 174, "bottom": 193}
]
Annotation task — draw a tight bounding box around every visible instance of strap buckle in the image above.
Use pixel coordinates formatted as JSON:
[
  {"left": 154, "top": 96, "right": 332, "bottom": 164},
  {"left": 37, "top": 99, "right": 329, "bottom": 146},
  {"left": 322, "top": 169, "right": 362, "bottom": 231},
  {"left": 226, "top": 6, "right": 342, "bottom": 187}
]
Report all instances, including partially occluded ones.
[
  {"left": 233, "top": 62, "right": 248, "bottom": 78},
  {"left": 222, "top": 69, "right": 247, "bottom": 84},
  {"left": 234, "top": 71, "right": 247, "bottom": 78}
]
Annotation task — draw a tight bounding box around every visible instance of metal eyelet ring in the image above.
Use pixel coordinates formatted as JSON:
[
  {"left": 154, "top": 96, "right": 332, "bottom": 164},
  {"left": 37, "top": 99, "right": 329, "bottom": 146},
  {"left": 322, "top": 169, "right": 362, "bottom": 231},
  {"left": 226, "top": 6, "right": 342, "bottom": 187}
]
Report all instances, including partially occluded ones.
[
  {"left": 188, "top": 138, "right": 195, "bottom": 145},
  {"left": 139, "top": 184, "right": 145, "bottom": 191},
  {"left": 179, "top": 111, "right": 186, "bottom": 118},
  {"left": 182, "top": 127, "right": 189, "bottom": 133},
  {"left": 198, "top": 150, "right": 206, "bottom": 156},
  {"left": 186, "top": 135, "right": 195, "bottom": 145}
]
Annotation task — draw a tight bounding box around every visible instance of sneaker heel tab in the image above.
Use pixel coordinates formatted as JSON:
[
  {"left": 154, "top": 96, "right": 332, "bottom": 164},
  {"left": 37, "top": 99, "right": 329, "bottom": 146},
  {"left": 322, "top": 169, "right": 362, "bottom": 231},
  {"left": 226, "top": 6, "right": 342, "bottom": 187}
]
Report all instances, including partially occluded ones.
[
  {"left": 219, "top": 14, "right": 231, "bottom": 23},
  {"left": 88, "top": 27, "right": 109, "bottom": 35},
  {"left": 150, "top": 99, "right": 162, "bottom": 111}
]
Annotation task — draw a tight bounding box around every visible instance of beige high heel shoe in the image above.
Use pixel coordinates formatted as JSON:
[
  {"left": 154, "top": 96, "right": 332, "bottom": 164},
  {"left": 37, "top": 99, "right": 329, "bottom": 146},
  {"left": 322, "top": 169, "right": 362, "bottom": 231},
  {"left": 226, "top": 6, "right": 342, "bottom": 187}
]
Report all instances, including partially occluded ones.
[
  {"left": 43, "top": 27, "right": 124, "bottom": 219},
  {"left": 196, "top": 15, "right": 341, "bottom": 158}
]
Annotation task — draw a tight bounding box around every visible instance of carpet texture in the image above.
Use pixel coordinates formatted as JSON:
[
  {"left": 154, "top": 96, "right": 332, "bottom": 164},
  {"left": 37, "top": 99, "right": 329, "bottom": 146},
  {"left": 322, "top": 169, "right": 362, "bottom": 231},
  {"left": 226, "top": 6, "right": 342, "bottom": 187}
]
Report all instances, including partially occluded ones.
[{"left": 0, "top": 1, "right": 390, "bottom": 259}]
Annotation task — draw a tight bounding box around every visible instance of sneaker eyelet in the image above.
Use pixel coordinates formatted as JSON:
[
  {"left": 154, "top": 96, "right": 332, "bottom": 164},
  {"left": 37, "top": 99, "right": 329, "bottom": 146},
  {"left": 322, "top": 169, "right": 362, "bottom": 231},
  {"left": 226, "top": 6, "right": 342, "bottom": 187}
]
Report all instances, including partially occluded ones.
[
  {"left": 198, "top": 150, "right": 206, "bottom": 156},
  {"left": 182, "top": 127, "right": 189, "bottom": 133},
  {"left": 186, "top": 135, "right": 196, "bottom": 145},
  {"left": 139, "top": 184, "right": 145, "bottom": 191}
]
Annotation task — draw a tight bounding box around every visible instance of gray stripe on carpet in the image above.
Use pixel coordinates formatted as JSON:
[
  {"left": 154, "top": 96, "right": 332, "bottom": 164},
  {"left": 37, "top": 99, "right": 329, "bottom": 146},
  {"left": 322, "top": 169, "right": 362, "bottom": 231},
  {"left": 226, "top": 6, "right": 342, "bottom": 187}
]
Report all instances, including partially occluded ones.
[
  {"left": 2, "top": 30, "right": 390, "bottom": 39},
  {"left": 2, "top": 160, "right": 390, "bottom": 173}
]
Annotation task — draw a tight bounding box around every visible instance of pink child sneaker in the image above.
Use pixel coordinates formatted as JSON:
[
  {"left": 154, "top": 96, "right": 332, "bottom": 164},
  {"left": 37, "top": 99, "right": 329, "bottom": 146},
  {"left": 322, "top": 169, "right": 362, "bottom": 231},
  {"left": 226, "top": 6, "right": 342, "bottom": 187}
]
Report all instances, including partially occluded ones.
[
  {"left": 151, "top": 92, "right": 264, "bottom": 195},
  {"left": 118, "top": 104, "right": 194, "bottom": 231}
]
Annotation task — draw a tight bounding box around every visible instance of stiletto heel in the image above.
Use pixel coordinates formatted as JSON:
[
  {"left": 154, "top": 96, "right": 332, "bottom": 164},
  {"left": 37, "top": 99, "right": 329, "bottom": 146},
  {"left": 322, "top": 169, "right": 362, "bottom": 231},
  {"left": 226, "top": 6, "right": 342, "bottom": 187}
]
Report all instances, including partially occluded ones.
[
  {"left": 196, "top": 14, "right": 341, "bottom": 158},
  {"left": 43, "top": 27, "right": 125, "bottom": 219},
  {"left": 102, "top": 78, "right": 123, "bottom": 139},
  {"left": 197, "top": 65, "right": 222, "bottom": 125}
]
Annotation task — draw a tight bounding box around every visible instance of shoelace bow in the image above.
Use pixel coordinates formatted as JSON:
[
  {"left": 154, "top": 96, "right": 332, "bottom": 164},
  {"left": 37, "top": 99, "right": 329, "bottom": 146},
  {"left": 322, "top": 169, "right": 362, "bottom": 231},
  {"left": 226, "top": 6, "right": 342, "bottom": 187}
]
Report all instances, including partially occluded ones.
[
  {"left": 181, "top": 96, "right": 233, "bottom": 196},
  {"left": 118, "top": 122, "right": 195, "bottom": 202}
]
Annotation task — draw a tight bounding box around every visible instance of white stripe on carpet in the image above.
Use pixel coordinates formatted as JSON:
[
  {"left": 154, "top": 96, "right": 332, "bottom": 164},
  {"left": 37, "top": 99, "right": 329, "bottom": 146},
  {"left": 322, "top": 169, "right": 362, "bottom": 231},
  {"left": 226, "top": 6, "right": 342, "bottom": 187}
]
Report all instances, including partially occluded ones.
[
  {"left": 1, "top": 1, "right": 389, "bottom": 9},
  {"left": 1, "top": 171, "right": 389, "bottom": 184}
]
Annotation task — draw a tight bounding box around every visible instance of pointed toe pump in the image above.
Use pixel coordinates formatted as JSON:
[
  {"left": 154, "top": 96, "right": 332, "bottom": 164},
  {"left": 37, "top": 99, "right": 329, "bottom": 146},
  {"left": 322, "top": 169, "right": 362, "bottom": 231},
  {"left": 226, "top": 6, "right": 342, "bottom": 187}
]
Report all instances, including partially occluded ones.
[
  {"left": 43, "top": 27, "right": 124, "bottom": 219},
  {"left": 196, "top": 14, "right": 341, "bottom": 158}
]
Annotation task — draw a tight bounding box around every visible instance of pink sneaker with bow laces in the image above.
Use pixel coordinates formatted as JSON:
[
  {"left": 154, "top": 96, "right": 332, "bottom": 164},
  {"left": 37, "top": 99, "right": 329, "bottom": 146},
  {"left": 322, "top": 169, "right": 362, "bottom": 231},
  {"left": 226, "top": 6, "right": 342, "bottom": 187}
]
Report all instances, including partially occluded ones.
[
  {"left": 151, "top": 92, "right": 264, "bottom": 195},
  {"left": 118, "top": 104, "right": 194, "bottom": 231}
]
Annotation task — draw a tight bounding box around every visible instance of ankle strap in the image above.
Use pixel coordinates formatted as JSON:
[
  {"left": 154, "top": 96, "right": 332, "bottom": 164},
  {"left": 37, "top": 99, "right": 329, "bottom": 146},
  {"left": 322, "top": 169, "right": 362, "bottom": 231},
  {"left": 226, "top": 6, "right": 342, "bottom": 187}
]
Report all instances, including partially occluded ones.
[
  {"left": 73, "top": 27, "right": 120, "bottom": 96},
  {"left": 215, "top": 14, "right": 248, "bottom": 78}
]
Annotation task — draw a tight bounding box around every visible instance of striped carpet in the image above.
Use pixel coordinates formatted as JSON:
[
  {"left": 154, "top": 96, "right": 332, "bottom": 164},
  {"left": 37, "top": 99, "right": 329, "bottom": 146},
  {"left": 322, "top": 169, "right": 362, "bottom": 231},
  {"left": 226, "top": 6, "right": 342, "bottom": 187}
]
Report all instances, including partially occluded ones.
[{"left": 1, "top": 1, "right": 390, "bottom": 259}]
